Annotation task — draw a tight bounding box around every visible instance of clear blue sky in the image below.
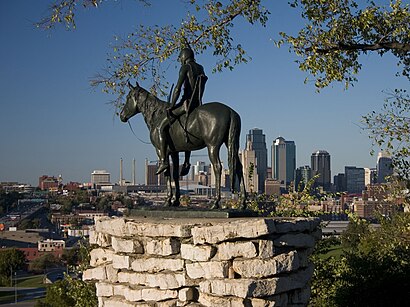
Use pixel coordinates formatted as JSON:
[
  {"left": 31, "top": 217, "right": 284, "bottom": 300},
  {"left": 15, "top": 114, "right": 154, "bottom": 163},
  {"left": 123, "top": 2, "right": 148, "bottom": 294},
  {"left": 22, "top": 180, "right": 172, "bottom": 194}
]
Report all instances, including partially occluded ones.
[{"left": 0, "top": 0, "right": 407, "bottom": 186}]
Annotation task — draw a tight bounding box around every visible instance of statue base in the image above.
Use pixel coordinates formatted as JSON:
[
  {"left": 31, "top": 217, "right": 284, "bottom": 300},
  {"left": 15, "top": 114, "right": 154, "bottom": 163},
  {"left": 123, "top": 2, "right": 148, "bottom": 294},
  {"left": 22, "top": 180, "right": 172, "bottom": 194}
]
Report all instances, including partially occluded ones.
[{"left": 127, "top": 206, "right": 258, "bottom": 218}]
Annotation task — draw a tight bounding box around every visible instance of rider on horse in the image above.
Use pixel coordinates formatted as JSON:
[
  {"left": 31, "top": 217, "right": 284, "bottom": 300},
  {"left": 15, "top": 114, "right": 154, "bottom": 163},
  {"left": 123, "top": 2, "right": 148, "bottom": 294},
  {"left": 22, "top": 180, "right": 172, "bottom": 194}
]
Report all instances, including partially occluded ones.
[{"left": 155, "top": 46, "right": 208, "bottom": 175}]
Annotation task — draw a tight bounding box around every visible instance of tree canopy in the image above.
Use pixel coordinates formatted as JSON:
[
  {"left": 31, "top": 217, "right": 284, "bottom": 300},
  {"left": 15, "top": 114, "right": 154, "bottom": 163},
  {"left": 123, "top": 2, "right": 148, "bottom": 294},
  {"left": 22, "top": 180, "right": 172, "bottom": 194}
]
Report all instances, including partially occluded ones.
[{"left": 37, "top": 0, "right": 409, "bottom": 102}]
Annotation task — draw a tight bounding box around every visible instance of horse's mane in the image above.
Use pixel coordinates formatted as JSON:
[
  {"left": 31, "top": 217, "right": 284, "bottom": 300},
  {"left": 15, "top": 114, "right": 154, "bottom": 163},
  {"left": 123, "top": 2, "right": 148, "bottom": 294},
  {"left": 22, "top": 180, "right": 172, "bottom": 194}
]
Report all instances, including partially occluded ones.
[{"left": 136, "top": 86, "right": 170, "bottom": 128}]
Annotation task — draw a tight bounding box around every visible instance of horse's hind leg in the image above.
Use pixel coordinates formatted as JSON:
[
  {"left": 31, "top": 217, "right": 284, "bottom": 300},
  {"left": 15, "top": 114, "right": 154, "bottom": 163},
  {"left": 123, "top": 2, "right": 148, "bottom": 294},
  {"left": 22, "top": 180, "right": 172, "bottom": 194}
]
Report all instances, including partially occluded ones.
[
  {"left": 170, "top": 153, "right": 180, "bottom": 207},
  {"left": 208, "top": 145, "right": 222, "bottom": 209},
  {"left": 164, "top": 167, "right": 173, "bottom": 207}
]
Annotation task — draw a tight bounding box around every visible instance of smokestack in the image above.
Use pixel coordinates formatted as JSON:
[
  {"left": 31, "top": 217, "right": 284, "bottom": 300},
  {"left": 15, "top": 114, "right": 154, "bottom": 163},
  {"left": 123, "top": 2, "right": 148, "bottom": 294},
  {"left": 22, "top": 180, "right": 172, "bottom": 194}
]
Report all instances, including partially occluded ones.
[
  {"left": 132, "top": 158, "right": 136, "bottom": 185},
  {"left": 120, "top": 158, "right": 124, "bottom": 186}
]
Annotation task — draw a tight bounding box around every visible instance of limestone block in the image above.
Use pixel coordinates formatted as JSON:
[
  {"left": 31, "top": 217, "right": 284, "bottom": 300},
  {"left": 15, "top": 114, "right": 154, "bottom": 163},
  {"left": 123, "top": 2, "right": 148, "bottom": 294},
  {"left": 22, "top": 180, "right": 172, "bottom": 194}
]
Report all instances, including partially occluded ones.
[
  {"left": 192, "top": 219, "right": 276, "bottom": 245},
  {"left": 185, "top": 261, "right": 229, "bottom": 279},
  {"left": 83, "top": 267, "right": 106, "bottom": 281},
  {"left": 89, "top": 231, "right": 111, "bottom": 247},
  {"left": 126, "top": 220, "right": 193, "bottom": 238},
  {"left": 123, "top": 287, "right": 143, "bottom": 302},
  {"left": 90, "top": 248, "right": 115, "bottom": 267},
  {"left": 95, "top": 217, "right": 127, "bottom": 237},
  {"left": 296, "top": 249, "right": 310, "bottom": 268},
  {"left": 233, "top": 251, "right": 299, "bottom": 278},
  {"left": 141, "top": 288, "right": 178, "bottom": 301},
  {"left": 311, "top": 228, "right": 322, "bottom": 241},
  {"left": 106, "top": 264, "right": 119, "bottom": 283},
  {"left": 113, "top": 284, "right": 129, "bottom": 297},
  {"left": 198, "top": 292, "right": 244, "bottom": 306},
  {"left": 131, "top": 258, "right": 184, "bottom": 273},
  {"left": 99, "top": 297, "right": 141, "bottom": 307},
  {"left": 118, "top": 271, "right": 187, "bottom": 289},
  {"left": 274, "top": 233, "right": 316, "bottom": 248},
  {"left": 112, "top": 254, "right": 133, "bottom": 269},
  {"left": 213, "top": 241, "right": 257, "bottom": 260},
  {"left": 258, "top": 240, "right": 276, "bottom": 259},
  {"left": 146, "top": 238, "right": 180, "bottom": 256},
  {"left": 200, "top": 265, "right": 313, "bottom": 298},
  {"left": 181, "top": 244, "right": 214, "bottom": 262},
  {"left": 96, "top": 282, "right": 113, "bottom": 297},
  {"left": 274, "top": 218, "right": 312, "bottom": 233},
  {"left": 249, "top": 293, "right": 288, "bottom": 307},
  {"left": 112, "top": 236, "right": 144, "bottom": 254},
  {"left": 178, "top": 287, "right": 197, "bottom": 302}
]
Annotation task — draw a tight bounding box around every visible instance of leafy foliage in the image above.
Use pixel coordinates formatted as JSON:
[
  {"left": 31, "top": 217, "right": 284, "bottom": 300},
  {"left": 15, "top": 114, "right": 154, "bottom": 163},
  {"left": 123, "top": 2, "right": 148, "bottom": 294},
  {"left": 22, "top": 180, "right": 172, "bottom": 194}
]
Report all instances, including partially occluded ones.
[
  {"left": 0, "top": 249, "right": 26, "bottom": 286},
  {"left": 310, "top": 212, "right": 410, "bottom": 306},
  {"left": 278, "top": 0, "right": 410, "bottom": 89},
  {"left": 362, "top": 89, "right": 410, "bottom": 185}
]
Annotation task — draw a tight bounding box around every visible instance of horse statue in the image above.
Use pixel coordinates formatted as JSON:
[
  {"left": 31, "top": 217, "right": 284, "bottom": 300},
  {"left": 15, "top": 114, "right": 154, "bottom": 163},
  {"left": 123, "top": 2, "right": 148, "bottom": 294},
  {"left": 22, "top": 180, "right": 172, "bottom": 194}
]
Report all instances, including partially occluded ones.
[{"left": 120, "top": 82, "right": 246, "bottom": 210}]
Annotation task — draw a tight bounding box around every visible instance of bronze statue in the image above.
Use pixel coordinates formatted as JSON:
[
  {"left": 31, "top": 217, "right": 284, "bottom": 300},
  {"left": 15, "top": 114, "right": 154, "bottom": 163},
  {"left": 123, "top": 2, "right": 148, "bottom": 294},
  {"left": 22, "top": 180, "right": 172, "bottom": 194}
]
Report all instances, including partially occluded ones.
[
  {"left": 120, "top": 82, "right": 246, "bottom": 209},
  {"left": 156, "top": 47, "right": 208, "bottom": 176}
]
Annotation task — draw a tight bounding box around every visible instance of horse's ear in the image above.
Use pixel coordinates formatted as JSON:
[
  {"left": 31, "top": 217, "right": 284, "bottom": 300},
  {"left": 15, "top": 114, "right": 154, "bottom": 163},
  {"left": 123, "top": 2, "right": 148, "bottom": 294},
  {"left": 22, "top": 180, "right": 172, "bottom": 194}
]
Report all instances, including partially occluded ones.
[{"left": 127, "top": 81, "right": 135, "bottom": 90}]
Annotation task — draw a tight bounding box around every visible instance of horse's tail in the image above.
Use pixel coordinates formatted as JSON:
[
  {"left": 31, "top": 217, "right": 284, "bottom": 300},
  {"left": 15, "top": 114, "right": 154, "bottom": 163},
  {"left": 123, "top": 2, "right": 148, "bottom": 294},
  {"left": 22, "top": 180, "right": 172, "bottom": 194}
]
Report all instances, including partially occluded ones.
[{"left": 227, "top": 110, "right": 243, "bottom": 193}]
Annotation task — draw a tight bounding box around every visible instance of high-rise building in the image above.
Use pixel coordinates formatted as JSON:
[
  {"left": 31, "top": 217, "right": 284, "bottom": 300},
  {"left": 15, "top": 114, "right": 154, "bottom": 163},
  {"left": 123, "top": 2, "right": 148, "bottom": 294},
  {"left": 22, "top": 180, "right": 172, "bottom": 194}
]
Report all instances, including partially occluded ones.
[
  {"left": 271, "top": 137, "right": 296, "bottom": 186},
  {"left": 240, "top": 146, "right": 258, "bottom": 193},
  {"left": 364, "top": 168, "right": 377, "bottom": 186},
  {"left": 311, "top": 150, "right": 331, "bottom": 191},
  {"left": 334, "top": 173, "right": 346, "bottom": 192},
  {"left": 377, "top": 151, "right": 393, "bottom": 183},
  {"left": 144, "top": 159, "right": 166, "bottom": 186},
  {"left": 91, "top": 170, "right": 111, "bottom": 185},
  {"left": 245, "top": 128, "right": 267, "bottom": 193},
  {"left": 345, "top": 166, "right": 365, "bottom": 194},
  {"left": 294, "top": 166, "right": 312, "bottom": 191}
]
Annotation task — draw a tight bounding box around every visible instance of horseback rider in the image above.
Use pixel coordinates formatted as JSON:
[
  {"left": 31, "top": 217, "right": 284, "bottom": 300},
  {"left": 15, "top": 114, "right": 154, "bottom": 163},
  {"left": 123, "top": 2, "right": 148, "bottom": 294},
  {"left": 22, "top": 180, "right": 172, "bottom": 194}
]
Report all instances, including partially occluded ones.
[{"left": 155, "top": 46, "right": 207, "bottom": 175}]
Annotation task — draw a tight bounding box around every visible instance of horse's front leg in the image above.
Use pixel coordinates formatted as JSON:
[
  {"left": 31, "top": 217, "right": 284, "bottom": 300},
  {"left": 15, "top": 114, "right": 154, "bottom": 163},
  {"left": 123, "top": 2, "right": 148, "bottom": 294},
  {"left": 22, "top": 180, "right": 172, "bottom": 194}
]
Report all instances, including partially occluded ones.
[
  {"left": 164, "top": 167, "right": 173, "bottom": 207},
  {"left": 208, "top": 145, "right": 222, "bottom": 209},
  {"left": 170, "top": 153, "right": 180, "bottom": 207}
]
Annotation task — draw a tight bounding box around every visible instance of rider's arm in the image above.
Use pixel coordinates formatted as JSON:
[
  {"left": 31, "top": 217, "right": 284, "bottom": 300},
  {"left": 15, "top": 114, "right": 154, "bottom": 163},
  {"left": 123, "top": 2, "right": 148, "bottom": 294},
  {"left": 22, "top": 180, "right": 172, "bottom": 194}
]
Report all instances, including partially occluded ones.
[{"left": 170, "top": 65, "right": 188, "bottom": 108}]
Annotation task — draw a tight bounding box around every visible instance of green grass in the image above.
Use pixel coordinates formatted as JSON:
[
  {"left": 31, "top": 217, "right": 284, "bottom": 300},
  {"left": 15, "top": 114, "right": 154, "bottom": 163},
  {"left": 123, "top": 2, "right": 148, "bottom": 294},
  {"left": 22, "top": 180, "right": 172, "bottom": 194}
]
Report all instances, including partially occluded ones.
[
  {"left": 318, "top": 243, "right": 344, "bottom": 260},
  {"left": 17, "top": 274, "right": 44, "bottom": 287}
]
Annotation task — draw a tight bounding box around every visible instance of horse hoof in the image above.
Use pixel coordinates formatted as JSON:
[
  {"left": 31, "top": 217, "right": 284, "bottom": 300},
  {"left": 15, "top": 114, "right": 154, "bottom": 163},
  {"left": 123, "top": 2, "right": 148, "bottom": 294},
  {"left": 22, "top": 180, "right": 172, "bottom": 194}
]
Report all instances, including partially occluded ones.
[
  {"left": 171, "top": 200, "right": 180, "bottom": 207},
  {"left": 164, "top": 200, "right": 172, "bottom": 207},
  {"left": 210, "top": 202, "right": 220, "bottom": 210}
]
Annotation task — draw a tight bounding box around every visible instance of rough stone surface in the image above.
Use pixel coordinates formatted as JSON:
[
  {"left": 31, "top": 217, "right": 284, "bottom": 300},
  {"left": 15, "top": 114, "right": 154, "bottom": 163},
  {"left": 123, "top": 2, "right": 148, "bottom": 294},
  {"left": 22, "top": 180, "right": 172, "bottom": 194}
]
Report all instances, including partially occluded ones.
[
  {"left": 146, "top": 238, "right": 180, "bottom": 256},
  {"left": 181, "top": 244, "right": 214, "bottom": 262},
  {"left": 131, "top": 258, "right": 184, "bottom": 273},
  {"left": 192, "top": 219, "right": 276, "bottom": 245},
  {"left": 186, "top": 261, "right": 229, "bottom": 279},
  {"left": 88, "top": 216, "right": 320, "bottom": 306},
  {"left": 232, "top": 251, "right": 299, "bottom": 278},
  {"left": 213, "top": 241, "right": 257, "bottom": 260},
  {"left": 112, "top": 237, "right": 144, "bottom": 254}
]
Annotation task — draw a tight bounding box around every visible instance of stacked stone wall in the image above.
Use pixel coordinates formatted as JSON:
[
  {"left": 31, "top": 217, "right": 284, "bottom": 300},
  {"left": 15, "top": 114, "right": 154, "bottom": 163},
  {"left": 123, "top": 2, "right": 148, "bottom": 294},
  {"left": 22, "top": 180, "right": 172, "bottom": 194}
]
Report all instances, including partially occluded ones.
[{"left": 84, "top": 216, "right": 321, "bottom": 306}]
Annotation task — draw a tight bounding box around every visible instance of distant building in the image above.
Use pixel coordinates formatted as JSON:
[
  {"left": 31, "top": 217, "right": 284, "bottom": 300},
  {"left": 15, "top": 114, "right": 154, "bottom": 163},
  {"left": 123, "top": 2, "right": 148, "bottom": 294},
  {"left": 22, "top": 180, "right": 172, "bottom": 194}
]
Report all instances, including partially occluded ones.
[
  {"left": 38, "top": 175, "right": 59, "bottom": 191},
  {"left": 311, "top": 150, "right": 331, "bottom": 191},
  {"left": 377, "top": 151, "right": 393, "bottom": 183},
  {"left": 91, "top": 170, "right": 111, "bottom": 185},
  {"left": 265, "top": 178, "right": 281, "bottom": 196},
  {"left": 345, "top": 166, "right": 365, "bottom": 194},
  {"left": 240, "top": 145, "right": 258, "bottom": 193},
  {"left": 334, "top": 173, "right": 346, "bottom": 192},
  {"left": 294, "top": 166, "right": 312, "bottom": 191},
  {"left": 145, "top": 159, "right": 166, "bottom": 185},
  {"left": 271, "top": 137, "right": 296, "bottom": 186},
  {"left": 38, "top": 239, "right": 65, "bottom": 252},
  {"left": 245, "top": 128, "right": 267, "bottom": 193},
  {"left": 364, "top": 168, "right": 377, "bottom": 186}
]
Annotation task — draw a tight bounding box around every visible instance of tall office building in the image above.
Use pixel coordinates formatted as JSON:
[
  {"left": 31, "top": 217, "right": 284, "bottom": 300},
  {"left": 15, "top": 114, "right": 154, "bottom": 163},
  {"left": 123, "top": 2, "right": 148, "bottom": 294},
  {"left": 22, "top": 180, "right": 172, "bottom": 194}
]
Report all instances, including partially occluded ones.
[
  {"left": 294, "top": 166, "right": 311, "bottom": 191},
  {"left": 271, "top": 137, "right": 296, "bottom": 186},
  {"left": 377, "top": 151, "right": 393, "bottom": 183},
  {"left": 240, "top": 145, "right": 259, "bottom": 193},
  {"left": 345, "top": 166, "right": 365, "bottom": 194},
  {"left": 91, "top": 170, "right": 111, "bottom": 185},
  {"left": 311, "top": 150, "right": 331, "bottom": 191},
  {"left": 364, "top": 168, "right": 377, "bottom": 186},
  {"left": 145, "top": 159, "right": 166, "bottom": 186},
  {"left": 245, "top": 128, "right": 267, "bottom": 193}
]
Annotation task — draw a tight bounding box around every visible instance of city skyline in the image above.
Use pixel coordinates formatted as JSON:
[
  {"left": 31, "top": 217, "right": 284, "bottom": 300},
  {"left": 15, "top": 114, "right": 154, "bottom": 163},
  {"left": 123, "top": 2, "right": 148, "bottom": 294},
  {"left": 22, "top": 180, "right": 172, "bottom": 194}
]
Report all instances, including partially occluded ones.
[{"left": 1, "top": 1, "right": 407, "bottom": 187}]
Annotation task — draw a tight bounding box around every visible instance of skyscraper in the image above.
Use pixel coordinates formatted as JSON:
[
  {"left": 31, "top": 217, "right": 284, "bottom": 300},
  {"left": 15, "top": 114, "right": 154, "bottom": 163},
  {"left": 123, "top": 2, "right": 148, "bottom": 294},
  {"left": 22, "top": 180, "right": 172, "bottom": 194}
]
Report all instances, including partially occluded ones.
[
  {"left": 271, "top": 137, "right": 296, "bottom": 186},
  {"left": 377, "top": 151, "right": 393, "bottom": 183},
  {"left": 311, "top": 150, "right": 331, "bottom": 191},
  {"left": 294, "top": 166, "right": 312, "bottom": 191},
  {"left": 245, "top": 128, "right": 267, "bottom": 193},
  {"left": 345, "top": 166, "right": 365, "bottom": 194}
]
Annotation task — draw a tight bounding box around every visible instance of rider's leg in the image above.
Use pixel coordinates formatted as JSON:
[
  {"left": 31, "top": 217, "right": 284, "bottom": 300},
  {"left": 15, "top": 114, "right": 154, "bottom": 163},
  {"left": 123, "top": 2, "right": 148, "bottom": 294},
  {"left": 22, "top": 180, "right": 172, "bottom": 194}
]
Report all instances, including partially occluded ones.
[{"left": 155, "top": 116, "right": 170, "bottom": 175}]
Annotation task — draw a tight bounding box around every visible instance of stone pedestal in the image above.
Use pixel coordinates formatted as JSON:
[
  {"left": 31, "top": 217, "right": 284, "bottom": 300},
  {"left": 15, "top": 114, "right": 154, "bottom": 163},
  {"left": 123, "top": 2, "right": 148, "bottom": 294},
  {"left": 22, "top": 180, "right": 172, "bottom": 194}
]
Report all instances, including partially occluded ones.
[{"left": 85, "top": 216, "right": 321, "bottom": 306}]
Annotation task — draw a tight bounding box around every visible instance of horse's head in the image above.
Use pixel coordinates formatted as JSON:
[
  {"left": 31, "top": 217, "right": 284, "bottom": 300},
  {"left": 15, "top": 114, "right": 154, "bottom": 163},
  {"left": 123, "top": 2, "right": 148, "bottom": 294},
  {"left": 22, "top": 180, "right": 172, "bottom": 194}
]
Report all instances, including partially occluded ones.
[{"left": 120, "top": 82, "right": 142, "bottom": 122}]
